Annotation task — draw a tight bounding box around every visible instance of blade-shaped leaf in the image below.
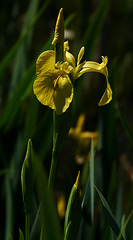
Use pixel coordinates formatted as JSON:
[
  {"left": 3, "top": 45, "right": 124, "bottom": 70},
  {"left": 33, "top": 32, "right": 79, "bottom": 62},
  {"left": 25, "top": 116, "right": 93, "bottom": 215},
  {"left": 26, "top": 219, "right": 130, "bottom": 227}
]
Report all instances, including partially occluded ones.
[
  {"left": 30, "top": 156, "right": 62, "bottom": 240},
  {"left": 0, "top": 13, "right": 76, "bottom": 131},
  {"left": 19, "top": 229, "right": 24, "bottom": 240},
  {"left": 5, "top": 175, "right": 13, "bottom": 240},
  {"left": 83, "top": 0, "right": 111, "bottom": 57},
  {"left": 9, "top": 0, "right": 40, "bottom": 97},
  {"left": 117, "top": 209, "right": 133, "bottom": 240},
  {"left": 0, "top": 0, "right": 51, "bottom": 80},
  {"left": 90, "top": 139, "right": 94, "bottom": 223},
  {"left": 95, "top": 185, "right": 125, "bottom": 240},
  {"left": 118, "top": 104, "right": 133, "bottom": 145}
]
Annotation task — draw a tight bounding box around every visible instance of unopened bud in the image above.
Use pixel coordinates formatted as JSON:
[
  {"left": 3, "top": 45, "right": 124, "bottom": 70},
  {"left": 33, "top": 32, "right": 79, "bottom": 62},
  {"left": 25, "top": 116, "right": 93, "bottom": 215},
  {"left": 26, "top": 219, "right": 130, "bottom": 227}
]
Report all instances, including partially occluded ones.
[
  {"left": 64, "top": 172, "right": 81, "bottom": 240},
  {"left": 21, "top": 139, "right": 33, "bottom": 213},
  {"left": 52, "top": 8, "right": 64, "bottom": 45}
]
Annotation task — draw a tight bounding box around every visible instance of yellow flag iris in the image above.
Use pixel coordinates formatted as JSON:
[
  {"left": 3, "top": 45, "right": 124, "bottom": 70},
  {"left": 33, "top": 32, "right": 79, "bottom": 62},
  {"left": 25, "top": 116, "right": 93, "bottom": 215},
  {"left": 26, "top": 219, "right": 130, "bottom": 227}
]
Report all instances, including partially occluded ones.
[{"left": 33, "top": 41, "right": 112, "bottom": 114}]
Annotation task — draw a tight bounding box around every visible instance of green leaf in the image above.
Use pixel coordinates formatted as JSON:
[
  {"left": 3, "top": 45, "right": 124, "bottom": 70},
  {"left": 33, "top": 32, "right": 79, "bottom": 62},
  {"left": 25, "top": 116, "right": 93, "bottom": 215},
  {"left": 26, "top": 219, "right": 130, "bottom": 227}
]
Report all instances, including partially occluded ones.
[
  {"left": 9, "top": 0, "right": 40, "bottom": 97},
  {"left": 95, "top": 185, "right": 125, "bottom": 240},
  {"left": 5, "top": 175, "right": 13, "bottom": 240},
  {"left": 9, "top": 234, "right": 13, "bottom": 240},
  {"left": 118, "top": 104, "right": 133, "bottom": 145},
  {"left": 53, "top": 89, "right": 77, "bottom": 154},
  {"left": 30, "top": 156, "right": 62, "bottom": 240},
  {"left": 0, "top": 0, "right": 51, "bottom": 80},
  {"left": 64, "top": 222, "right": 73, "bottom": 240},
  {"left": 19, "top": 229, "right": 24, "bottom": 240},
  {"left": 0, "top": 13, "right": 75, "bottom": 132},
  {"left": 83, "top": 0, "right": 111, "bottom": 58},
  {"left": 117, "top": 209, "right": 133, "bottom": 240},
  {"left": 21, "top": 139, "right": 33, "bottom": 213},
  {"left": 0, "top": 61, "right": 36, "bottom": 130},
  {"left": 23, "top": 96, "right": 39, "bottom": 148},
  {"left": 90, "top": 139, "right": 95, "bottom": 223},
  {"left": 64, "top": 172, "right": 81, "bottom": 240}
]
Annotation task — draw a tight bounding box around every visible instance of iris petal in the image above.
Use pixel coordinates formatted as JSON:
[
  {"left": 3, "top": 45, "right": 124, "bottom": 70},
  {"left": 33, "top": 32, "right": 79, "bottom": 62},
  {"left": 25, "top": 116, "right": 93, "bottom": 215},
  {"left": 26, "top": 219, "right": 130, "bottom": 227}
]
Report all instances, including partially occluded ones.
[
  {"left": 77, "top": 56, "right": 108, "bottom": 79},
  {"left": 34, "top": 45, "right": 112, "bottom": 113},
  {"left": 77, "top": 46, "right": 85, "bottom": 65},
  {"left": 76, "top": 56, "right": 112, "bottom": 105},
  {"left": 98, "top": 82, "right": 112, "bottom": 106},
  {"left": 53, "top": 75, "right": 73, "bottom": 114},
  {"left": 36, "top": 50, "right": 55, "bottom": 75},
  {"left": 33, "top": 70, "right": 73, "bottom": 115},
  {"left": 64, "top": 51, "right": 75, "bottom": 68}
]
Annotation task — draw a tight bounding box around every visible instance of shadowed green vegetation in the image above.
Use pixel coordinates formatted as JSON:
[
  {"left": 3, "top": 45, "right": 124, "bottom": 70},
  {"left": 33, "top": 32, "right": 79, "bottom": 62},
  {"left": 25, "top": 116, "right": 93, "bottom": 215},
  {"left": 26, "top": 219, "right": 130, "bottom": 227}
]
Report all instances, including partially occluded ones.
[{"left": 1, "top": 0, "right": 133, "bottom": 239}]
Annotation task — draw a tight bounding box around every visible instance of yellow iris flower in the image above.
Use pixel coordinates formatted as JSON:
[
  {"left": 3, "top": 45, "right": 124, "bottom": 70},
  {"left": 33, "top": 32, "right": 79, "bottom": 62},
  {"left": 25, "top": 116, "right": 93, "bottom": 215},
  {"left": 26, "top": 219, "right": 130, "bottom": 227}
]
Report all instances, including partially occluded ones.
[{"left": 33, "top": 41, "right": 112, "bottom": 115}]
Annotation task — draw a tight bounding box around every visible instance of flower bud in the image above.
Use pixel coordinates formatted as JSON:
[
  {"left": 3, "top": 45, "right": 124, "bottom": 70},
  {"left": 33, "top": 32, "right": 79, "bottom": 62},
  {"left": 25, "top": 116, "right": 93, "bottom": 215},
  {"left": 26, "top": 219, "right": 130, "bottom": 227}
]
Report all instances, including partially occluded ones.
[
  {"left": 64, "top": 171, "right": 81, "bottom": 240},
  {"left": 21, "top": 139, "right": 33, "bottom": 213},
  {"left": 52, "top": 8, "right": 64, "bottom": 45}
]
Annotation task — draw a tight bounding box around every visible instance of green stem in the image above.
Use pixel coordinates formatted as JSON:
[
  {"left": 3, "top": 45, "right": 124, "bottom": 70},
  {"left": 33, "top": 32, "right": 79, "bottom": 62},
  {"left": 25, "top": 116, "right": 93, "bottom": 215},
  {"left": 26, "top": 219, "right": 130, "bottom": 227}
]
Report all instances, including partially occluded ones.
[
  {"left": 48, "top": 150, "right": 59, "bottom": 188},
  {"left": 48, "top": 111, "right": 59, "bottom": 188},
  {"left": 25, "top": 212, "right": 30, "bottom": 240},
  {"left": 48, "top": 41, "right": 64, "bottom": 189}
]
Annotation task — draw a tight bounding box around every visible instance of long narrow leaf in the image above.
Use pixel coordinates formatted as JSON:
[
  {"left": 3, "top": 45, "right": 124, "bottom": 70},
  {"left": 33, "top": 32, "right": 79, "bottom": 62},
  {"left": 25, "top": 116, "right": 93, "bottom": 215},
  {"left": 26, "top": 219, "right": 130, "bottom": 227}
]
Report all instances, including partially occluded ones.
[
  {"left": 118, "top": 104, "right": 133, "bottom": 145},
  {"left": 0, "top": 0, "right": 51, "bottom": 80},
  {"left": 5, "top": 175, "right": 13, "bottom": 240},
  {"left": 117, "top": 209, "right": 133, "bottom": 240},
  {"left": 0, "top": 13, "right": 75, "bottom": 131},
  {"left": 31, "top": 157, "right": 62, "bottom": 240},
  {"left": 90, "top": 139, "right": 94, "bottom": 223},
  {"left": 9, "top": 0, "right": 40, "bottom": 97},
  {"left": 19, "top": 229, "right": 24, "bottom": 240},
  {"left": 95, "top": 185, "right": 125, "bottom": 240},
  {"left": 83, "top": 0, "right": 110, "bottom": 57}
]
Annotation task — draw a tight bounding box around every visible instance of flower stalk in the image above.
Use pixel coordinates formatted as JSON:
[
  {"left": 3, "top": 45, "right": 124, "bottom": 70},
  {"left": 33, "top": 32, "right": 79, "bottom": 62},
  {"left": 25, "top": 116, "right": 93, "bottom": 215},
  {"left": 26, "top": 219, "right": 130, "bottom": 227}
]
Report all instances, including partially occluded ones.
[
  {"left": 25, "top": 213, "right": 30, "bottom": 240},
  {"left": 21, "top": 139, "right": 33, "bottom": 240},
  {"left": 34, "top": 7, "right": 112, "bottom": 190},
  {"left": 48, "top": 8, "right": 64, "bottom": 189},
  {"left": 64, "top": 171, "right": 81, "bottom": 240}
]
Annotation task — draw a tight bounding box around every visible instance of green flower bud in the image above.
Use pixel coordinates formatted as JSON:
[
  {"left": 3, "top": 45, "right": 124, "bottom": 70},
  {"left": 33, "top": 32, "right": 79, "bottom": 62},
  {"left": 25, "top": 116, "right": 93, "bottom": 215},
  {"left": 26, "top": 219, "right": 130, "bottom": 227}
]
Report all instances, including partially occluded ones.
[
  {"left": 21, "top": 139, "right": 33, "bottom": 213},
  {"left": 64, "top": 171, "right": 81, "bottom": 240}
]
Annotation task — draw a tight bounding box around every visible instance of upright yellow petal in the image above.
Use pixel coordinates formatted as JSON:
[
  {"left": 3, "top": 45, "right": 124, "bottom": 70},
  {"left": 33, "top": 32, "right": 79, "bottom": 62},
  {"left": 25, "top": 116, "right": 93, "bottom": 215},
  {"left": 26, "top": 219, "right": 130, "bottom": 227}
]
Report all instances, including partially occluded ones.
[
  {"left": 36, "top": 50, "right": 55, "bottom": 75},
  {"left": 64, "top": 41, "right": 69, "bottom": 51},
  {"left": 77, "top": 46, "right": 85, "bottom": 65},
  {"left": 64, "top": 51, "right": 75, "bottom": 68}
]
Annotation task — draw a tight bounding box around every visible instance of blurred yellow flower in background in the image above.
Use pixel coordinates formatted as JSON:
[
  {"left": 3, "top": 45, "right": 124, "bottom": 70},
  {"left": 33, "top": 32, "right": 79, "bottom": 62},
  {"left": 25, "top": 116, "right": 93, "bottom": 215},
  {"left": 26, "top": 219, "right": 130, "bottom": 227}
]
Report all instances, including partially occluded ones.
[{"left": 69, "top": 113, "right": 98, "bottom": 164}]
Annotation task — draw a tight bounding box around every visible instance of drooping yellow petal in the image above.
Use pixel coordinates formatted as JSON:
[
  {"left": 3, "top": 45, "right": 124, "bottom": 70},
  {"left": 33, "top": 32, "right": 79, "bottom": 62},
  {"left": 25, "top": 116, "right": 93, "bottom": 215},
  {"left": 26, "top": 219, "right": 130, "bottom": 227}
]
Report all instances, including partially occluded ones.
[
  {"left": 76, "top": 56, "right": 112, "bottom": 105},
  {"left": 36, "top": 50, "right": 55, "bottom": 75},
  {"left": 33, "top": 70, "right": 57, "bottom": 109},
  {"left": 53, "top": 75, "right": 74, "bottom": 114},
  {"left": 33, "top": 70, "right": 73, "bottom": 115},
  {"left": 77, "top": 56, "right": 108, "bottom": 79},
  {"left": 98, "top": 82, "right": 112, "bottom": 106}
]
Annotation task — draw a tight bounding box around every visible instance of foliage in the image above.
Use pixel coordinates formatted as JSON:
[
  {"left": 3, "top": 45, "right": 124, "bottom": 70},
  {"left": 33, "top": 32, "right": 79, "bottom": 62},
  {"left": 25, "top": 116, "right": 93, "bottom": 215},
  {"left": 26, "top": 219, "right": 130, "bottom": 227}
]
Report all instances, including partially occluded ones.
[{"left": 1, "top": 0, "right": 133, "bottom": 239}]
